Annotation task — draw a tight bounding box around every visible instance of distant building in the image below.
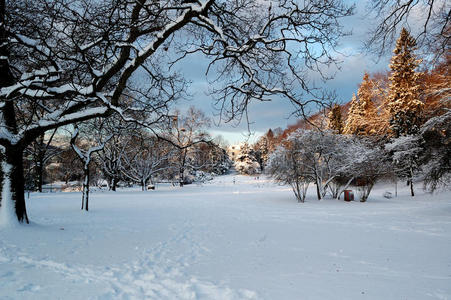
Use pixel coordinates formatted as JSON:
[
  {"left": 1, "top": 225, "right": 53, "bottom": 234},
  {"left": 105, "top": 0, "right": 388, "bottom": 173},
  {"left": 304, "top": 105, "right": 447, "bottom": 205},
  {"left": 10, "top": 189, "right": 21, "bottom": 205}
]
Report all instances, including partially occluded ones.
[{"left": 226, "top": 144, "right": 243, "bottom": 161}]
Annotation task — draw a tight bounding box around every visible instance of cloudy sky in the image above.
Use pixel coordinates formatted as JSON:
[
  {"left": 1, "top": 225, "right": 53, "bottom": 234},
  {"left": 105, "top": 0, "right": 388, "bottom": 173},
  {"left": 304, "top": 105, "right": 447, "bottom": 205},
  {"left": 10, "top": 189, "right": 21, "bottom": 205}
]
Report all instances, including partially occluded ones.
[{"left": 174, "top": 1, "right": 395, "bottom": 145}]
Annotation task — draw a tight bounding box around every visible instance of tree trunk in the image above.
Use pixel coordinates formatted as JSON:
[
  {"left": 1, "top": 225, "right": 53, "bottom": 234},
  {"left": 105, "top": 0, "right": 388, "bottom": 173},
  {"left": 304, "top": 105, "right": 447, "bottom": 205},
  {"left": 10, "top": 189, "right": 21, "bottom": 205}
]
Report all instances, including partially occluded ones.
[
  {"left": 336, "top": 177, "right": 354, "bottom": 200},
  {"left": 111, "top": 177, "right": 117, "bottom": 191},
  {"left": 179, "top": 167, "right": 184, "bottom": 187},
  {"left": 0, "top": 146, "right": 29, "bottom": 223},
  {"left": 82, "top": 166, "right": 89, "bottom": 211},
  {"left": 141, "top": 179, "right": 146, "bottom": 191},
  {"left": 360, "top": 182, "right": 374, "bottom": 203},
  {"left": 395, "top": 178, "right": 398, "bottom": 197},
  {"left": 0, "top": 1, "right": 29, "bottom": 224},
  {"left": 409, "top": 167, "right": 414, "bottom": 197},
  {"left": 315, "top": 180, "right": 321, "bottom": 200}
]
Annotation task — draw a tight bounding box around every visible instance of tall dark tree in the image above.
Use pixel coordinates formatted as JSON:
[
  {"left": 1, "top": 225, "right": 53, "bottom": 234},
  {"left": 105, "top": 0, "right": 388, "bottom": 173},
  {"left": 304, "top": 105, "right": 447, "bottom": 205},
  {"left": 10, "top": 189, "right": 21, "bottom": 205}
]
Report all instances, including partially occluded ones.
[{"left": 387, "top": 28, "right": 423, "bottom": 138}]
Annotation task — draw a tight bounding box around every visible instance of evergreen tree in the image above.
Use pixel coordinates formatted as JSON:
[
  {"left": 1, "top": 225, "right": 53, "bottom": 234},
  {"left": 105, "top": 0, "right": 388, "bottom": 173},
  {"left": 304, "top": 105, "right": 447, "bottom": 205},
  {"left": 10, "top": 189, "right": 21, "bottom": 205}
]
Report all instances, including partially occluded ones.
[
  {"left": 387, "top": 28, "right": 423, "bottom": 137},
  {"left": 343, "top": 94, "right": 363, "bottom": 134},
  {"left": 266, "top": 129, "right": 275, "bottom": 152},
  {"left": 357, "top": 73, "right": 378, "bottom": 134},
  {"left": 235, "top": 143, "right": 260, "bottom": 175},
  {"left": 253, "top": 136, "right": 269, "bottom": 171},
  {"left": 344, "top": 73, "right": 381, "bottom": 135},
  {"left": 327, "top": 104, "right": 344, "bottom": 134}
]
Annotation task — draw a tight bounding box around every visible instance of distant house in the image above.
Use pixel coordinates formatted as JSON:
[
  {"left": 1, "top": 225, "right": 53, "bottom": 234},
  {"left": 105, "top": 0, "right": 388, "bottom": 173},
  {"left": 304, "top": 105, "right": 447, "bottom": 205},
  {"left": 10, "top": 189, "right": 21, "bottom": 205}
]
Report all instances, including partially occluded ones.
[{"left": 226, "top": 144, "right": 243, "bottom": 161}]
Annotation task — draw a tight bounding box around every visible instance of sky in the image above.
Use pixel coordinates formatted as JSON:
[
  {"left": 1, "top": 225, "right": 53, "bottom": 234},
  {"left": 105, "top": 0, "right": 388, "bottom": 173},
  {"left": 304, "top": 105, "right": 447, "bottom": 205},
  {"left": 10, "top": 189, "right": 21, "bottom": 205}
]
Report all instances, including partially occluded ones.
[{"left": 173, "top": 1, "right": 394, "bottom": 145}]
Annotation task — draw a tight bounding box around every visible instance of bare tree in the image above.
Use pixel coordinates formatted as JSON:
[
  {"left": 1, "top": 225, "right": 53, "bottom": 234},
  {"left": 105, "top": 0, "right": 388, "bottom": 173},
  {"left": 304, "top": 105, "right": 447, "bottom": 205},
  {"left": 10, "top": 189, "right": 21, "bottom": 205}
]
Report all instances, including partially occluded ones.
[
  {"left": 366, "top": 0, "right": 450, "bottom": 62},
  {"left": 97, "top": 135, "right": 128, "bottom": 192},
  {"left": 166, "top": 107, "right": 211, "bottom": 186},
  {"left": 24, "top": 130, "right": 63, "bottom": 192},
  {"left": 95, "top": 117, "right": 138, "bottom": 191},
  {"left": 286, "top": 129, "right": 353, "bottom": 200},
  {"left": 269, "top": 129, "right": 365, "bottom": 202},
  {"left": 1, "top": 0, "right": 353, "bottom": 223},
  {"left": 121, "top": 133, "right": 172, "bottom": 191},
  {"left": 267, "top": 143, "right": 312, "bottom": 203},
  {"left": 70, "top": 121, "right": 112, "bottom": 211},
  {"left": 354, "top": 142, "right": 392, "bottom": 202}
]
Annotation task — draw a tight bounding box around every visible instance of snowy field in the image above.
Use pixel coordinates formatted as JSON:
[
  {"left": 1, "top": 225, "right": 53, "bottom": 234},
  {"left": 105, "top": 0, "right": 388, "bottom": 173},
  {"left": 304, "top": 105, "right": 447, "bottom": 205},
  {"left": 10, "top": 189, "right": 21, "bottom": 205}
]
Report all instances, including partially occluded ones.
[{"left": 1, "top": 173, "right": 451, "bottom": 300}]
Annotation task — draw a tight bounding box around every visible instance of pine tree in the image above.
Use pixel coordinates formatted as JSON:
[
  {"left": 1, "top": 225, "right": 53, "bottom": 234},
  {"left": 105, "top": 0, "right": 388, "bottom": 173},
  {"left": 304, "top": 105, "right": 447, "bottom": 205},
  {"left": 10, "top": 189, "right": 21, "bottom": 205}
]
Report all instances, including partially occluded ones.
[
  {"left": 343, "top": 93, "right": 363, "bottom": 134},
  {"left": 344, "top": 73, "right": 381, "bottom": 135},
  {"left": 357, "top": 73, "right": 378, "bottom": 134},
  {"left": 387, "top": 28, "right": 423, "bottom": 137},
  {"left": 327, "top": 104, "right": 344, "bottom": 134}
]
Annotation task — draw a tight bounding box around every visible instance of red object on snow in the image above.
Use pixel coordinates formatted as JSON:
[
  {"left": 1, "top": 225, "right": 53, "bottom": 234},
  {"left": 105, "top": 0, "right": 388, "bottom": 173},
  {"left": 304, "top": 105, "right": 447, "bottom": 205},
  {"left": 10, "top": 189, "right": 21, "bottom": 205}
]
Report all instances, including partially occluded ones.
[{"left": 344, "top": 190, "right": 354, "bottom": 201}]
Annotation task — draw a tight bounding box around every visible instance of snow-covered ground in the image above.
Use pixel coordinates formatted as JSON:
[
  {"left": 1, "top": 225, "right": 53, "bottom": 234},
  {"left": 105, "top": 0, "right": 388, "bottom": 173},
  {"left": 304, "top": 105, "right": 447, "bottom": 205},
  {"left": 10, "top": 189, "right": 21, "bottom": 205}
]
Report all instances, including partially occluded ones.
[{"left": 1, "top": 173, "right": 450, "bottom": 300}]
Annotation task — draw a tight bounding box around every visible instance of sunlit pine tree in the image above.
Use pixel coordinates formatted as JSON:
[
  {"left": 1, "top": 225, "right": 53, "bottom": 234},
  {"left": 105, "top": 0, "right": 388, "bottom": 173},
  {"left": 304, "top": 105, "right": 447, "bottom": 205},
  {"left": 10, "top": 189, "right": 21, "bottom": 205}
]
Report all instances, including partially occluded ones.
[
  {"left": 343, "top": 93, "right": 363, "bottom": 134},
  {"left": 387, "top": 28, "right": 423, "bottom": 137},
  {"left": 357, "top": 73, "right": 379, "bottom": 134}
]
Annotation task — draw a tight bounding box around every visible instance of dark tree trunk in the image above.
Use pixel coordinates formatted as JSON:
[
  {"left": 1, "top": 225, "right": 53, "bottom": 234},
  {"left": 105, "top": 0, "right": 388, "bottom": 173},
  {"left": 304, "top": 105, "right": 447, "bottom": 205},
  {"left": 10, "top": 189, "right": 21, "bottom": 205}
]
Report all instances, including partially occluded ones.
[
  {"left": 0, "top": 0, "right": 13, "bottom": 87},
  {"left": 315, "top": 181, "right": 321, "bottom": 200},
  {"left": 111, "top": 177, "right": 117, "bottom": 191},
  {"left": 179, "top": 150, "right": 186, "bottom": 187},
  {"left": 179, "top": 167, "right": 184, "bottom": 187},
  {"left": 409, "top": 167, "right": 414, "bottom": 197},
  {"left": 1, "top": 146, "right": 29, "bottom": 223},
  {"left": 82, "top": 166, "right": 89, "bottom": 211},
  {"left": 141, "top": 180, "right": 145, "bottom": 191},
  {"left": 0, "top": 2, "right": 28, "bottom": 223}
]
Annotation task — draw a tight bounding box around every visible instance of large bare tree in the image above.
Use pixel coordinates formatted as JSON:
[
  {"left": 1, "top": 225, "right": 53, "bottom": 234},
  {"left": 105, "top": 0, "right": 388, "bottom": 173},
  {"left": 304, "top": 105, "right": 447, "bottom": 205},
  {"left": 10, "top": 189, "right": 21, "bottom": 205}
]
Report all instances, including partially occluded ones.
[
  {"left": 0, "top": 0, "right": 353, "bottom": 223},
  {"left": 366, "top": 0, "right": 450, "bottom": 62},
  {"left": 166, "top": 107, "right": 211, "bottom": 186}
]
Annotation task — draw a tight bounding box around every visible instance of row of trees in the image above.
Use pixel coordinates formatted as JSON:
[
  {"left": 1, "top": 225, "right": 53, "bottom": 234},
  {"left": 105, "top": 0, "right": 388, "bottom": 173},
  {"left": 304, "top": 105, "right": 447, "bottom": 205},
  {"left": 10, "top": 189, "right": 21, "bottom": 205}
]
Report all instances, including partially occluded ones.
[
  {"left": 22, "top": 107, "right": 232, "bottom": 210},
  {"left": 336, "top": 28, "right": 450, "bottom": 196},
  {"left": 267, "top": 130, "right": 389, "bottom": 203},
  {"left": 266, "top": 28, "right": 450, "bottom": 202}
]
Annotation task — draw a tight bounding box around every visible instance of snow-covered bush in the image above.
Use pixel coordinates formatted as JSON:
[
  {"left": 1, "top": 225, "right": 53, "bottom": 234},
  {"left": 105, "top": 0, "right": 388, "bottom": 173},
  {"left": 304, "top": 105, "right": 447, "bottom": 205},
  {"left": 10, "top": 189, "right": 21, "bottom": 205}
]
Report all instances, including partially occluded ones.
[
  {"left": 385, "top": 134, "right": 422, "bottom": 197},
  {"left": 192, "top": 171, "right": 214, "bottom": 183},
  {"left": 267, "top": 145, "right": 311, "bottom": 203},
  {"left": 234, "top": 143, "right": 261, "bottom": 175},
  {"left": 352, "top": 141, "right": 393, "bottom": 202},
  {"left": 235, "top": 158, "right": 261, "bottom": 175},
  {"left": 268, "top": 129, "right": 391, "bottom": 202},
  {"left": 268, "top": 129, "right": 356, "bottom": 202},
  {"left": 212, "top": 159, "right": 233, "bottom": 175},
  {"left": 385, "top": 108, "right": 451, "bottom": 194},
  {"left": 418, "top": 109, "right": 451, "bottom": 192},
  {"left": 284, "top": 129, "right": 355, "bottom": 200},
  {"left": 204, "top": 148, "right": 232, "bottom": 175}
]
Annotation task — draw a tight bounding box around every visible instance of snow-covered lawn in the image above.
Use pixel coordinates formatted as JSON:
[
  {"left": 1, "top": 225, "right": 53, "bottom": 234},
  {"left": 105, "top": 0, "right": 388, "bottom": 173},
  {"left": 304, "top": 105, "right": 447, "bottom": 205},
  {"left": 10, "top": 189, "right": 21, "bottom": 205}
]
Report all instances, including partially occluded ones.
[{"left": 1, "top": 174, "right": 450, "bottom": 299}]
